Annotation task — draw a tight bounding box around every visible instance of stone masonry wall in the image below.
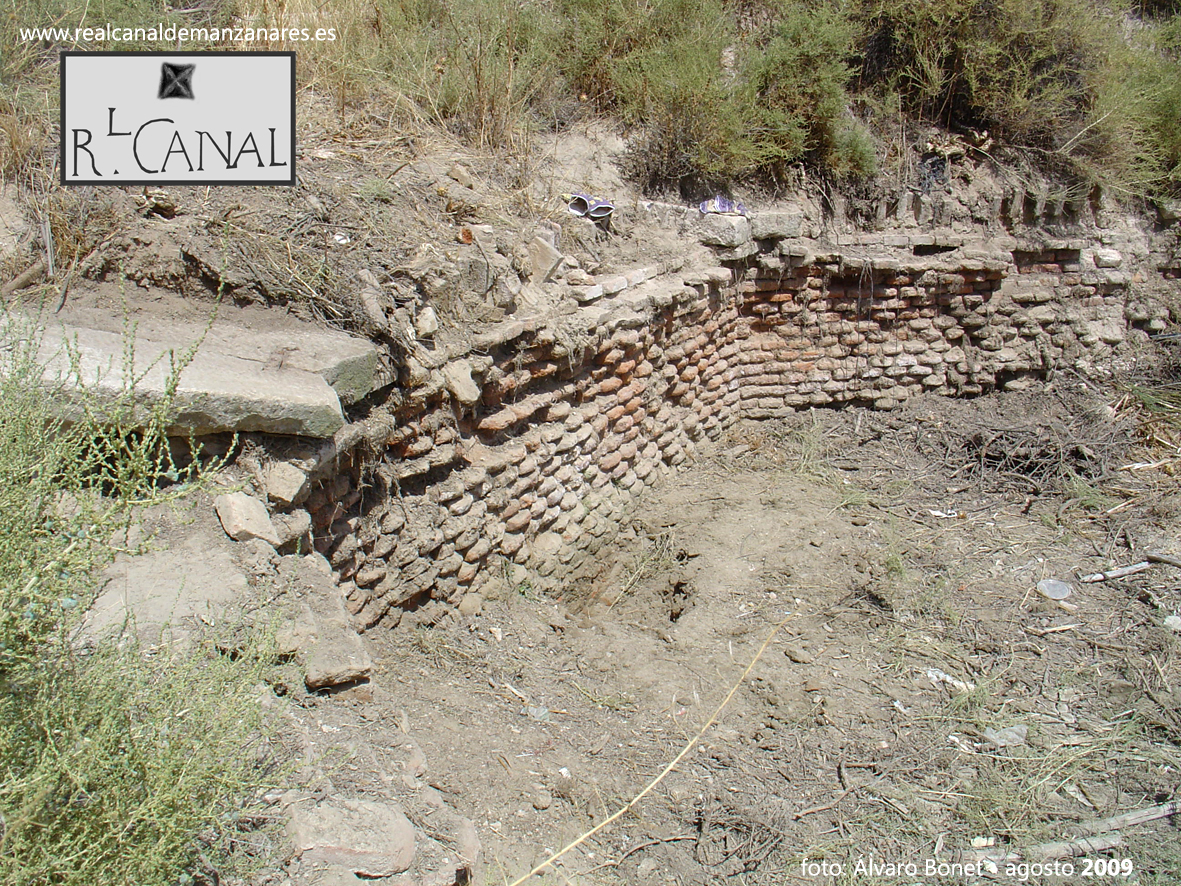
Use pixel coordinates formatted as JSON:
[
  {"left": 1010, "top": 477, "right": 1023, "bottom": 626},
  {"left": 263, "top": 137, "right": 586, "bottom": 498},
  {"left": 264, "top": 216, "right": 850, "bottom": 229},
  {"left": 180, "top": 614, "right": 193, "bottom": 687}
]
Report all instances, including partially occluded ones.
[{"left": 290, "top": 215, "right": 1172, "bottom": 631}]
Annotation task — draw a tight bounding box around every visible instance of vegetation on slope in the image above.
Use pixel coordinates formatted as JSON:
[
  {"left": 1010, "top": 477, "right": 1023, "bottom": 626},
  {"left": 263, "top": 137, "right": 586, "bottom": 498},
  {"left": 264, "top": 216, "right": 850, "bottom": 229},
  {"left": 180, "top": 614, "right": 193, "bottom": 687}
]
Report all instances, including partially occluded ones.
[
  {"left": 0, "top": 320, "right": 279, "bottom": 885},
  {"left": 5, "top": 0, "right": 1181, "bottom": 197}
]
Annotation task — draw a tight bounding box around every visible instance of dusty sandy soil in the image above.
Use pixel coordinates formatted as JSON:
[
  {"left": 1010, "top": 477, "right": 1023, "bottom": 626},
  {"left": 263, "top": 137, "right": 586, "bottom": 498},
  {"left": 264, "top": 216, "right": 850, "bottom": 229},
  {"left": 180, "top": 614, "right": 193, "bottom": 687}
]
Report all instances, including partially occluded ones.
[{"left": 273, "top": 385, "right": 1181, "bottom": 886}]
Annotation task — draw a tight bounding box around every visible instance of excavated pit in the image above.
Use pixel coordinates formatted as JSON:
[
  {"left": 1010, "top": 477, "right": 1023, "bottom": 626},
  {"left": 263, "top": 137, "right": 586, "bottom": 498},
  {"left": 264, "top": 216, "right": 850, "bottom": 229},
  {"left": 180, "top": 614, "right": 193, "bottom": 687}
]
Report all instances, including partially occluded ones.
[{"left": 277, "top": 220, "right": 1169, "bottom": 634}]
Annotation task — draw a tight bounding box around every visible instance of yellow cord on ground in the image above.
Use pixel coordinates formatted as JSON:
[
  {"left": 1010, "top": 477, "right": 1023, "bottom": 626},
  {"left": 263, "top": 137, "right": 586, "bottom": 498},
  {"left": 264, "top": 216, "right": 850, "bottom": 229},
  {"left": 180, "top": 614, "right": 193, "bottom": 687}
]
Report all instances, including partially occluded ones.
[{"left": 506, "top": 608, "right": 799, "bottom": 886}]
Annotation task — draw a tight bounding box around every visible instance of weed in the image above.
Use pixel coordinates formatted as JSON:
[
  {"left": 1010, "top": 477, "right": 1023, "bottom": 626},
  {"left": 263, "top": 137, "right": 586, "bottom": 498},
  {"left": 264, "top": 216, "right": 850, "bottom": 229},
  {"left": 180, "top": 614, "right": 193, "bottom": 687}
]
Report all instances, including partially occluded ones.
[
  {"left": 572, "top": 681, "right": 637, "bottom": 712},
  {"left": 0, "top": 315, "right": 280, "bottom": 883},
  {"left": 0, "top": 635, "right": 281, "bottom": 886},
  {"left": 1062, "top": 471, "right": 1120, "bottom": 512},
  {"left": 7, "top": 0, "right": 1181, "bottom": 194},
  {"left": 608, "top": 528, "right": 678, "bottom": 610}
]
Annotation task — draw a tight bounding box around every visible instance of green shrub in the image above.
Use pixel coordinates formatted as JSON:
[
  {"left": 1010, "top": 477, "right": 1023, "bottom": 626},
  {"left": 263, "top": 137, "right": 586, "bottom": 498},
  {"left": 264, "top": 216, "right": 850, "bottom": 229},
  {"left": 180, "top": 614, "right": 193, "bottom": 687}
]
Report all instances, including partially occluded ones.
[
  {"left": 314, "top": 0, "right": 563, "bottom": 146},
  {"left": 0, "top": 638, "right": 277, "bottom": 886},
  {"left": 567, "top": 0, "right": 873, "bottom": 191},
  {"left": 746, "top": 1, "right": 875, "bottom": 179},
  {"left": 852, "top": 0, "right": 1110, "bottom": 150},
  {"left": 0, "top": 316, "right": 279, "bottom": 884}
]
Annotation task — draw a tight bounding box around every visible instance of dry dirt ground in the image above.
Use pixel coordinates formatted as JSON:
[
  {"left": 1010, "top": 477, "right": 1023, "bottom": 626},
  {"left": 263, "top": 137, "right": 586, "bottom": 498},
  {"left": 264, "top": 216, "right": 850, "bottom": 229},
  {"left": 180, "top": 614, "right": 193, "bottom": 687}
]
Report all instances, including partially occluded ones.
[
  {"left": 278, "top": 384, "right": 1181, "bottom": 886},
  {"left": 13, "top": 119, "right": 1180, "bottom": 886}
]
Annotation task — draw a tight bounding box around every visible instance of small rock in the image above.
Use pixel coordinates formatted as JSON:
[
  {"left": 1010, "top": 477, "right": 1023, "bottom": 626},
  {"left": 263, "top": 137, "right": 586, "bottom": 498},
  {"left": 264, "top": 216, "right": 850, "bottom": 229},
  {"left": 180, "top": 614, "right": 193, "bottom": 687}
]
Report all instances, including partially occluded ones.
[
  {"left": 1093, "top": 247, "right": 1122, "bottom": 268},
  {"left": 266, "top": 462, "right": 310, "bottom": 506},
  {"left": 273, "top": 509, "right": 313, "bottom": 553},
  {"left": 1164, "top": 615, "right": 1181, "bottom": 633},
  {"left": 415, "top": 306, "right": 439, "bottom": 338},
  {"left": 570, "top": 283, "right": 603, "bottom": 303},
  {"left": 215, "top": 492, "right": 280, "bottom": 547},
  {"left": 783, "top": 644, "right": 814, "bottom": 664},
  {"left": 526, "top": 236, "right": 562, "bottom": 283},
  {"left": 443, "top": 359, "right": 481, "bottom": 406},
  {"left": 457, "top": 593, "right": 484, "bottom": 617},
  {"left": 532, "top": 790, "right": 553, "bottom": 811},
  {"left": 448, "top": 162, "right": 474, "bottom": 188},
  {"left": 286, "top": 797, "right": 416, "bottom": 877}
]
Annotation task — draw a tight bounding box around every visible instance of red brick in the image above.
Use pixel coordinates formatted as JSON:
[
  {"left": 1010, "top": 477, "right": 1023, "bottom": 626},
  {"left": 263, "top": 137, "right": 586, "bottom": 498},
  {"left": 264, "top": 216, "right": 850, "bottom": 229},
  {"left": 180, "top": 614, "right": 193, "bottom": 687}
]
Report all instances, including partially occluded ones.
[
  {"left": 599, "top": 376, "right": 624, "bottom": 395},
  {"left": 478, "top": 407, "right": 516, "bottom": 432}
]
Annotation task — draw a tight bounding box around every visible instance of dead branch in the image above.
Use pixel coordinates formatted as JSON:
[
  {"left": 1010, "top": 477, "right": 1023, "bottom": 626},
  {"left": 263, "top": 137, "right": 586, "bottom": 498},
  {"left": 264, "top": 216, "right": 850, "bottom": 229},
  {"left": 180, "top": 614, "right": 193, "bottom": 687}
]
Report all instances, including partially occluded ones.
[
  {"left": 953, "top": 801, "right": 1180, "bottom": 865},
  {"left": 1071, "top": 800, "right": 1181, "bottom": 836},
  {"left": 1080, "top": 562, "right": 1151, "bottom": 582},
  {"left": 1147, "top": 552, "right": 1181, "bottom": 570},
  {"left": 1, "top": 260, "right": 46, "bottom": 297}
]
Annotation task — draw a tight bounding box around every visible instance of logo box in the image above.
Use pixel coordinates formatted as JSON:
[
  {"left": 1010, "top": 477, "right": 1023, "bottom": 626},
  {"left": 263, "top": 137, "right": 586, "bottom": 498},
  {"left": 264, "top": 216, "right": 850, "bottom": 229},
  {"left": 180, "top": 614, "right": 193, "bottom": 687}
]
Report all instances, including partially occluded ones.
[{"left": 60, "top": 51, "right": 296, "bottom": 186}]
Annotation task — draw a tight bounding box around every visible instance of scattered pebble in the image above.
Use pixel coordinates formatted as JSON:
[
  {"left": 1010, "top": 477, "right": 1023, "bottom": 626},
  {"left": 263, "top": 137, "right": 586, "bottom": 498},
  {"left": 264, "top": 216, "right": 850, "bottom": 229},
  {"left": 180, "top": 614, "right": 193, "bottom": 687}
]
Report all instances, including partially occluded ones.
[
  {"left": 983, "top": 724, "right": 1028, "bottom": 747},
  {"left": 783, "top": 644, "right": 814, "bottom": 664}
]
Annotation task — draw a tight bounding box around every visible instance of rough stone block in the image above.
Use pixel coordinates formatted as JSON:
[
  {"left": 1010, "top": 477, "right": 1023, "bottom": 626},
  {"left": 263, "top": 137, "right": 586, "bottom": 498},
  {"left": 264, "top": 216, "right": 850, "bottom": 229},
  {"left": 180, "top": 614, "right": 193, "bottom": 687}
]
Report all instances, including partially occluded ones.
[
  {"left": 265, "top": 462, "right": 309, "bottom": 506},
  {"left": 697, "top": 213, "right": 751, "bottom": 248},
  {"left": 215, "top": 493, "right": 280, "bottom": 546},
  {"left": 304, "top": 620, "right": 372, "bottom": 688},
  {"left": 527, "top": 236, "right": 562, "bottom": 282},
  {"left": 751, "top": 212, "right": 803, "bottom": 240},
  {"left": 286, "top": 798, "right": 415, "bottom": 877},
  {"left": 443, "top": 358, "right": 481, "bottom": 406},
  {"left": 1093, "top": 248, "right": 1122, "bottom": 269},
  {"left": 273, "top": 510, "right": 313, "bottom": 553}
]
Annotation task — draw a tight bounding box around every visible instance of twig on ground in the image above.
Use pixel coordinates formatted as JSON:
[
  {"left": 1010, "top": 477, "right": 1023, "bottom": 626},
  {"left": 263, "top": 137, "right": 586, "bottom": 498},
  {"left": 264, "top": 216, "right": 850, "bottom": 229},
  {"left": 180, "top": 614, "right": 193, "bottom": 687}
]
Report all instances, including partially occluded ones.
[
  {"left": 576, "top": 834, "right": 695, "bottom": 875},
  {"left": 1, "top": 260, "right": 46, "bottom": 297},
  {"left": 1147, "top": 552, "right": 1181, "bottom": 570},
  {"left": 1072, "top": 801, "right": 1181, "bottom": 836},
  {"left": 1080, "top": 562, "right": 1151, "bottom": 582},
  {"left": 957, "top": 833, "right": 1125, "bottom": 865},
  {"left": 793, "top": 784, "right": 861, "bottom": 820},
  {"left": 953, "top": 801, "right": 1180, "bottom": 865}
]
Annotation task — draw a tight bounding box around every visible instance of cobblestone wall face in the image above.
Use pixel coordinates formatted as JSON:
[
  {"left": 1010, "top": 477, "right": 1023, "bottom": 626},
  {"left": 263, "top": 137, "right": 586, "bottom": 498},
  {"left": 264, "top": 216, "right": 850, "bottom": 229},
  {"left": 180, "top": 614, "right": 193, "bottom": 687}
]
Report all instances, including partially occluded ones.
[{"left": 302, "top": 232, "right": 1168, "bottom": 629}]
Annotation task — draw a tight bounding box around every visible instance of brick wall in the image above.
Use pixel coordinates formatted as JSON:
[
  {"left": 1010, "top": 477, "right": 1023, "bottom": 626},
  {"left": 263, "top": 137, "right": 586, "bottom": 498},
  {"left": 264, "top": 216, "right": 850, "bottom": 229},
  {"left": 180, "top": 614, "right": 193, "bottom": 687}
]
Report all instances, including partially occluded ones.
[{"left": 298, "top": 227, "right": 1169, "bottom": 630}]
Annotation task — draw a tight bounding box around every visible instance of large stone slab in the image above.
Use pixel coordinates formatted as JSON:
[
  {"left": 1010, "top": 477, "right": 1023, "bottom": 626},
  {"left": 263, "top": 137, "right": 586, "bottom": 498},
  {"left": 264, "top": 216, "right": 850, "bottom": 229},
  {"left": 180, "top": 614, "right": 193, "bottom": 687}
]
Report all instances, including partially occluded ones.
[
  {"left": 87, "top": 539, "right": 249, "bottom": 643},
  {"left": 283, "top": 554, "right": 374, "bottom": 689},
  {"left": 287, "top": 797, "right": 416, "bottom": 877},
  {"left": 13, "top": 318, "right": 355, "bottom": 438},
  {"left": 695, "top": 212, "right": 751, "bottom": 248}
]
